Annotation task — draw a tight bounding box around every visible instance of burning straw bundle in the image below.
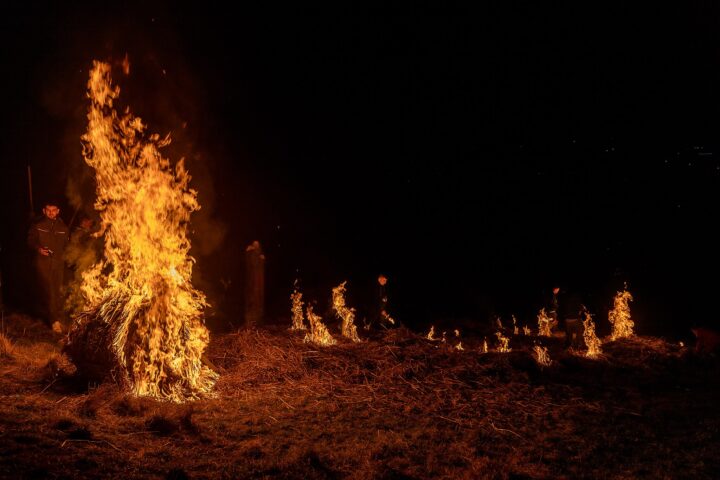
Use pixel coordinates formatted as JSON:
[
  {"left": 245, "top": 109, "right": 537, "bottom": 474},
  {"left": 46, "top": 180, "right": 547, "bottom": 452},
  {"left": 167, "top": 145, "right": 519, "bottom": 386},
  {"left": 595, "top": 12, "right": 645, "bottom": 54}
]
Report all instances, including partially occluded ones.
[{"left": 64, "top": 61, "right": 216, "bottom": 402}]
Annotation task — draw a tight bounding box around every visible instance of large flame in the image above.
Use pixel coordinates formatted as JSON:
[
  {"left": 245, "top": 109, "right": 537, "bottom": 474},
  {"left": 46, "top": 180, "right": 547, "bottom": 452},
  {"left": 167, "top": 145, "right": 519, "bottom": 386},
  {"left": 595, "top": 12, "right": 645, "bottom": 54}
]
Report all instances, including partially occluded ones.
[
  {"left": 609, "top": 287, "right": 634, "bottom": 341},
  {"left": 332, "top": 281, "right": 361, "bottom": 342},
  {"left": 583, "top": 310, "right": 602, "bottom": 357},
  {"left": 72, "top": 60, "right": 216, "bottom": 402}
]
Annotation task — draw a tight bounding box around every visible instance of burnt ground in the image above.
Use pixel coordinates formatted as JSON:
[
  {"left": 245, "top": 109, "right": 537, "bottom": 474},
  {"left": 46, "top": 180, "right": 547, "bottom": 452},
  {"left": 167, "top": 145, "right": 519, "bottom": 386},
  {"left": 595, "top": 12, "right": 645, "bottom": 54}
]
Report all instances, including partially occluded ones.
[{"left": 1, "top": 313, "right": 719, "bottom": 479}]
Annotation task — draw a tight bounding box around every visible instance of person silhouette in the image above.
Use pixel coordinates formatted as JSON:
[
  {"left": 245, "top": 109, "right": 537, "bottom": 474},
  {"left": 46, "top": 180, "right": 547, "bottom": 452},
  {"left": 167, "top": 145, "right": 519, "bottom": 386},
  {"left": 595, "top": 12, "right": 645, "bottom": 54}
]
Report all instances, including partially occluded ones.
[{"left": 27, "top": 200, "right": 69, "bottom": 332}]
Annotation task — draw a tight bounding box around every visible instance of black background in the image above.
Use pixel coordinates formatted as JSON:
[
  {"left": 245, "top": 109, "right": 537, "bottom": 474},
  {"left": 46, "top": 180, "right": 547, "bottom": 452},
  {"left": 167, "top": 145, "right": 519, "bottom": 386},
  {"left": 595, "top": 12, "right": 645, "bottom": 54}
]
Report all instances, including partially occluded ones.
[{"left": 1, "top": 3, "right": 719, "bottom": 336}]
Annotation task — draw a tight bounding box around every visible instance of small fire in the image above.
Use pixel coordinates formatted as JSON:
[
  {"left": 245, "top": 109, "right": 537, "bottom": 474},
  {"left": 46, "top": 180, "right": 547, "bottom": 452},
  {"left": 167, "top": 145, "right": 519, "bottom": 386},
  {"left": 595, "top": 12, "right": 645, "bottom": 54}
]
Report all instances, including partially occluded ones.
[
  {"left": 583, "top": 310, "right": 602, "bottom": 358},
  {"left": 523, "top": 325, "right": 531, "bottom": 336},
  {"left": 609, "top": 286, "right": 634, "bottom": 341},
  {"left": 454, "top": 329, "right": 464, "bottom": 351},
  {"left": 426, "top": 325, "right": 437, "bottom": 340},
  {"left": 68, "top": 60, "right": 216, "bottom": 402},
  {"left": 482, "top": 338, "right": 488, "bottom": 353},
  {"left": 512, "top": 315, "right": 519, "bottom": 335},
  {"left": 537, "top": 308, "right": 555, "bottom": 337},
  {"left": 381, "top": 310, "right": 396, "bottom": 326},
  {"left": 304, "top": 305, "right": 336, "bottom": 346},
  {"left": 289, "top": 281, "right": 305, "bottom": 331},
  {"left": 533, "top": 345, "right": 551, "bottom": 366},
  {"left": 495, "top": 331, "right": 511, "bottom": 353},
  {"left": 332, "top": 281, "right": 361, "bottom": 342},
  {"left": 496, "top": 316, "right": 503, "bottom": 330}
]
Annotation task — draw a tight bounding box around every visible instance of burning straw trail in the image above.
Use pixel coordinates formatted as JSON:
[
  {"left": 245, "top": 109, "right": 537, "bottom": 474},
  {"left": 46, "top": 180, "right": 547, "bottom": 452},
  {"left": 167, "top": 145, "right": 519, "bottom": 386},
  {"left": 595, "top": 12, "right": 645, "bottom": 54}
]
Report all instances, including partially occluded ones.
[
  {"left": 64, "top": 61, "right": 216, "bottom": 402},
  {"left": 1, "top": 313, "right": 717, "bottom": 479}
]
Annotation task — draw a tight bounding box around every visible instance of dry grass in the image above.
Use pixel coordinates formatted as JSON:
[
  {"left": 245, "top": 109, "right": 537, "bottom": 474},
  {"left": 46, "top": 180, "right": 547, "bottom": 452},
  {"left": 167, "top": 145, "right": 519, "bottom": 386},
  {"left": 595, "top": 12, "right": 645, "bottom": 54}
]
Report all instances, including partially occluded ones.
[
  {"left": 1, "top": 314, "right": 718, "bottom": 479},
  {"left": 0, "top": 332, "right": 15, "bottom": 359}
]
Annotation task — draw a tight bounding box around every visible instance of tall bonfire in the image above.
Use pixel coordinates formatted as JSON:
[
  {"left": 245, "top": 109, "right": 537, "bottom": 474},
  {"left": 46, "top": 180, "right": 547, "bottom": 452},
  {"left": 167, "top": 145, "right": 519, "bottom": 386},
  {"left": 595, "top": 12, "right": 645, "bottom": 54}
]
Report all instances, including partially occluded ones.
[{"left": 64, "top": 60, "right": 217, "bottom": 402}]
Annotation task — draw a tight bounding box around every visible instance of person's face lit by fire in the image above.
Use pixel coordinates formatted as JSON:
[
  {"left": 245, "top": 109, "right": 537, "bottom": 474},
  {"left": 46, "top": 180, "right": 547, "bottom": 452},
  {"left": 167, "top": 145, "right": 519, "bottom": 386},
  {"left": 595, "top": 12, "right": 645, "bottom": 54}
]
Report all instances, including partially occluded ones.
[
  {"left": 43, "top": 204, "right": 60, "bottom": 220},
  {"left": 378, "top": 275, "right": 387, "bottom": 286}
]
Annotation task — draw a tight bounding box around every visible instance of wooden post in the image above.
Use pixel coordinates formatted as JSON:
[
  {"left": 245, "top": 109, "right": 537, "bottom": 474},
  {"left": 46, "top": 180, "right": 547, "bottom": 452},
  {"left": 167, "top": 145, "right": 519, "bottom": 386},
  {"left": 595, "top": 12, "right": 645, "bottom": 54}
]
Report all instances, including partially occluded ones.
[{"left": 244, "top": 240, "right": 265, "bottom": 328}]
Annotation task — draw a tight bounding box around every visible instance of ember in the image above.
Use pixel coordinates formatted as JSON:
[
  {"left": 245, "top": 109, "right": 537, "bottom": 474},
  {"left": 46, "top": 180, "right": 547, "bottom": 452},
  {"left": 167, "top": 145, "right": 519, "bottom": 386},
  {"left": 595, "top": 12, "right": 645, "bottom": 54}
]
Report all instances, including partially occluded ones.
[
  {"left": 303, "top": 305, "right": 336, "bottom": 346},
  {"left": 289, "top": 281, "right": 306, "bottom": 331},
  {"left": 332, "top": 281, "right": 361, "bottom": 342},
  {"left": 537, "top": 308, "right": 555, "bottom": 337},
  {"left": 454, "top": 329, "right": 464, "bottom": 351},
  {"left": 533, "top": 345, "right": 551, "bottom": 366},
  {"left": 583, "top": 310, "right": 603, "bottom": 357},
  {"left": 495, "top": 331, "right": 511, "bottom": 353}
]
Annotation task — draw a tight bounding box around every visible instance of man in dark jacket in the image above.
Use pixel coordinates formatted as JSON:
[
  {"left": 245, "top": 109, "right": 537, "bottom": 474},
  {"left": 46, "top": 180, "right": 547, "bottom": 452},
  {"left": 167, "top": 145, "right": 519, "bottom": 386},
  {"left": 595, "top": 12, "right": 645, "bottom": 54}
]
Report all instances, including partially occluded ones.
[{"left": 27, "top": 201, "right": 69, "bottom": 331}]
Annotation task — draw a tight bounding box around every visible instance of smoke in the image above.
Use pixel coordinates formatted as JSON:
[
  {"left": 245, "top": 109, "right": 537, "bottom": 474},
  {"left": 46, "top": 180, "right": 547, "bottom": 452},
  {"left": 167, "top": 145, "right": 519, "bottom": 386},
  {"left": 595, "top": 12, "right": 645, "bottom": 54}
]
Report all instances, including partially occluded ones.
[
  {"left": 64, "top": 226, "right": 101, "bottom": 318},
  {"left": 185, "top": 150, "right": 232, "bottom": 331},
  {"left": 186, "top": 152, "right": 227, "bottom": 257},
  {"left": 65, "top": 163, "right": 97, "bottom": 217}
]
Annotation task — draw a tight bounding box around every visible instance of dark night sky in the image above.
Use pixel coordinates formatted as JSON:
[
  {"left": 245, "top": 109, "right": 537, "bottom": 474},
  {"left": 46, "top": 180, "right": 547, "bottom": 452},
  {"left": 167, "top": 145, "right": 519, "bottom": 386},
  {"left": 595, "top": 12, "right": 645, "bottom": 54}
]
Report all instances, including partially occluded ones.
[{"left": 1, "top": 3, "right": 719, "bottom": 335}]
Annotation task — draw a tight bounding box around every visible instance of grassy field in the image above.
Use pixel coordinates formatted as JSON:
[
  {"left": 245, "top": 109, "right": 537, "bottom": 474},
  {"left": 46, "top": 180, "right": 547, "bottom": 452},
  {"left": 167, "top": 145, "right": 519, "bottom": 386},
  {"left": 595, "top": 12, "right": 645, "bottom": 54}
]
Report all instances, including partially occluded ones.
[{"left": 1, "top": 313, "right": 718, "bottom": 479}]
